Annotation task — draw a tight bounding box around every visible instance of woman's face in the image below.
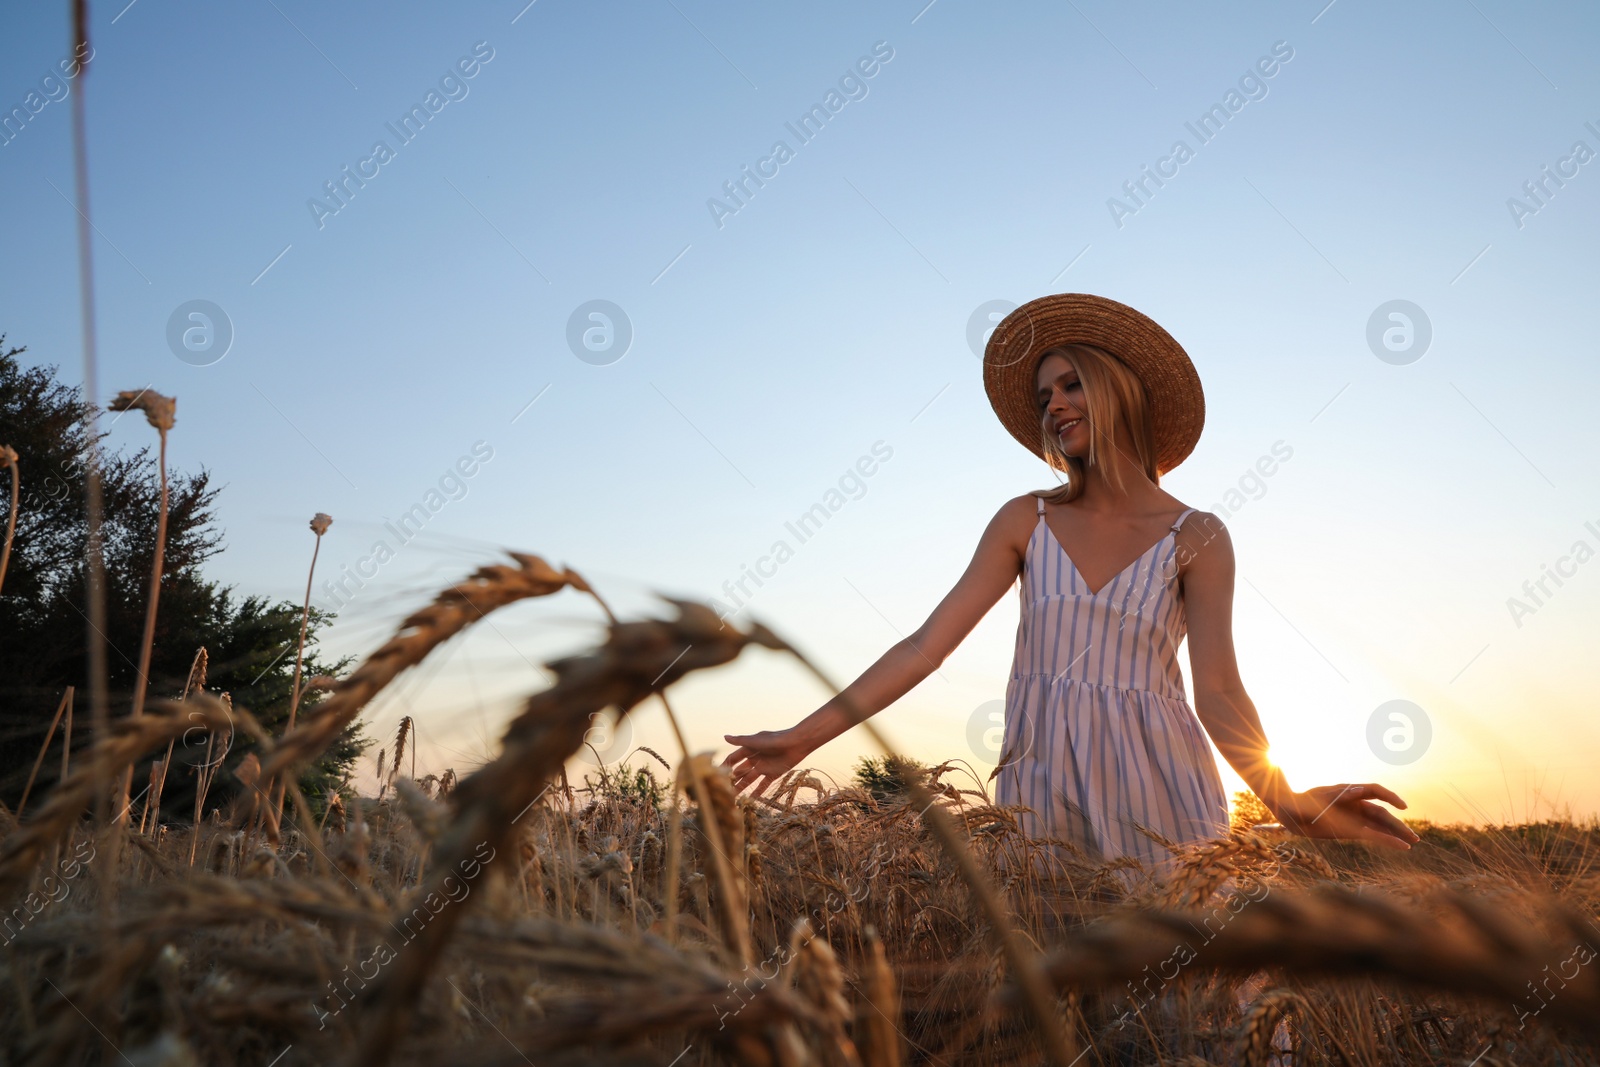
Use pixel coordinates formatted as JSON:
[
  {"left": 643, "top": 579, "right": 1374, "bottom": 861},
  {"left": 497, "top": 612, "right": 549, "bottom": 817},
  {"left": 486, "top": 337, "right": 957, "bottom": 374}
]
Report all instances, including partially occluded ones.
[{"left": 1036, "top": 352, "right": 1091, "bottom": 455}]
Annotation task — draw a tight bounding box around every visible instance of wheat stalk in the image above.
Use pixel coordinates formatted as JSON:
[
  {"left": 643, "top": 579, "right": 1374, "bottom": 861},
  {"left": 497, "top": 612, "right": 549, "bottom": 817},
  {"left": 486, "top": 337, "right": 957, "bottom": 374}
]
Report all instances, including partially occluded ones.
[
  {"left": 106, "top": 388, "right": 176, "bottom": 830},
  {"left": 188, "top": 692, "right": 234, "bottom": 866},
  {"left": 270, "top": 513, "right": 332, "bottom": 827},
  {"left": 142, "top": 647, "right": 207, "bottom": 835},
  {"left": 16, "top": 688, "right": 74, "bottom": 819},
  {"left": 678, "top": 750, "right": 753, "bottom": 964},
  {"left": 0, "top": 443, "right": 18, "bottom": 594}
]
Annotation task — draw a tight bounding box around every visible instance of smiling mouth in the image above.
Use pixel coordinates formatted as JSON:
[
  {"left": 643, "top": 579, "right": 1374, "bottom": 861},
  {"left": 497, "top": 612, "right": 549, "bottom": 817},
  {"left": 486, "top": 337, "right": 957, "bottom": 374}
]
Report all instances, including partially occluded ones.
[{"left": 1055, "top": 418, "right": 1082, "bottom": 435}]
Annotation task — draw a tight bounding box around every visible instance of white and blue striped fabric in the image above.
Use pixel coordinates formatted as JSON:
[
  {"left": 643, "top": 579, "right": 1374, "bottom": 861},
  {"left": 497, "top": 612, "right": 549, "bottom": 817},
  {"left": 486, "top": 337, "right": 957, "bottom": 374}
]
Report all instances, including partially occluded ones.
[{"left": 994, "top": 494, "right": 1230, "bottom": 872}]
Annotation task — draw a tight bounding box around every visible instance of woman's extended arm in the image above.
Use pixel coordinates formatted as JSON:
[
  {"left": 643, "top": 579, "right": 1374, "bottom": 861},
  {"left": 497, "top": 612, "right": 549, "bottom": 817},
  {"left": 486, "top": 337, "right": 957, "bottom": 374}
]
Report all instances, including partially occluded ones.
[
  {"left": 1179, "top": 513, "right": 1420, "bottom": 850},
  {"left": 721, "top": 497, "right": 1032, "bottom": 796}
]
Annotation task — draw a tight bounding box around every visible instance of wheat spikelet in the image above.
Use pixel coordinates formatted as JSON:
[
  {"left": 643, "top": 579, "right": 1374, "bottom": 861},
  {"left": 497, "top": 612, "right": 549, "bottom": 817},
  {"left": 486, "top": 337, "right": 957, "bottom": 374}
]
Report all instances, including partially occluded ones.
[
  {"left": 1158, "top": 830, "right": 1336, "bottom": 910},
  {"left": 323, "top": 789, "right": 347, "bottom": 835},
  {"left": 143, "top": 757, "right": 164, "bottom": 819},
  {"left": 226, "top": 751, "right": 263, "bottom": 827},
  {"left": 697, "top": 755, "right": 746, "bottom": 889},
  {"left": 186, "top": 648, "right": 209, "bottom": 690},
  {"left": 1016, "top": 880, "right": 1600, "bottom": 1038},
  {"left": 744, "top": 798, "right": 764, "bottom": 889},
  {"left": 392, "top": 716, "right": 413, "bottom": 786},
  {"left": 773, "top": 770, "right": 826, "bottom": 810},
  {"left": 861, "top": 924, "right": 903, "bottom": 1067},
  {"left": 671, "top": 752, "right": 754, "bottom": 959},
  {"left": 334, "top": 793, "right": 373, "bottom": 888},
  {"left": 637, "top": 745, "right": 672, "bottom": 770},
  {"left": 787, "top": 916, "right": 863, "bottom": 1067},
  {"left": 455, "top": 912, "right": 830, "bottom": 1057},
  {"left": 1239, "top": 987, "right": 1299, "bottom": 1066},
  {"left": 255, "top": 553, "right": 591, "bottom": 794},
  {"left": 786, "top": 916, "right": 842, "bottom": 1013},
  {"left": 394, "top": 777, "right": 446, "bottom": 845},
  {"left": 7, "top": 868, "right": 373, "bottom": 951}
]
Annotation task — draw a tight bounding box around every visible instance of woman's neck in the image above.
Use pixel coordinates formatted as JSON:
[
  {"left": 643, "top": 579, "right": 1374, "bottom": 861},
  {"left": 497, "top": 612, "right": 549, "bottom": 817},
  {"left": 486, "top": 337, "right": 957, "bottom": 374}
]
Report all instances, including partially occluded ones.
[{"left": 1072, "top": 434, "right": 1165, "bottom": 513}]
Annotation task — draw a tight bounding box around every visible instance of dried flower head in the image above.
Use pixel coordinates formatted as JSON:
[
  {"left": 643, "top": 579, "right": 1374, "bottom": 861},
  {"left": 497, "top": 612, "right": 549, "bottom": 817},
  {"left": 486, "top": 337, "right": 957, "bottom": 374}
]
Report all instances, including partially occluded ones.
[
  {"left": 109, "top": 389, "right": 176, "bottom": 432},
  {"left": 310, "top": 513, "right": 333, "bottom": 536},
  {"left": 0, "top": 445, "right": 17, "bottom": 465}
]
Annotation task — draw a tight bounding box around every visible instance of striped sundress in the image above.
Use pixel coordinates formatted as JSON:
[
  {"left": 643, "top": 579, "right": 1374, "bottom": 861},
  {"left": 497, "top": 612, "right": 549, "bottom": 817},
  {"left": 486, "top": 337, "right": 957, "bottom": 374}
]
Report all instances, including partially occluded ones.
[{"left": 993, "top": 495, "right": 1230, "bottom": 872}]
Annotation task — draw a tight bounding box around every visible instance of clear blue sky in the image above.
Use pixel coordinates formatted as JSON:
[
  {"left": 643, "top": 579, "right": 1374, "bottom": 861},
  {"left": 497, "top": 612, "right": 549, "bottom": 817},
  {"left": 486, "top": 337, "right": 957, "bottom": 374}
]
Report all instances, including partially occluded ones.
[{"left": 3, "top": 0, "right": 1597, "bottom": 822}]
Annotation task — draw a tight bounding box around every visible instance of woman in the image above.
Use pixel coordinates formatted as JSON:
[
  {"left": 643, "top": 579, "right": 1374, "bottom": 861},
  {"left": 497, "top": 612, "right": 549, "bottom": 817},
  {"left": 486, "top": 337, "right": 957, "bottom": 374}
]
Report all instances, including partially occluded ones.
[{"left": 722, "top": 293, "right": 1419, "bottom": 866}]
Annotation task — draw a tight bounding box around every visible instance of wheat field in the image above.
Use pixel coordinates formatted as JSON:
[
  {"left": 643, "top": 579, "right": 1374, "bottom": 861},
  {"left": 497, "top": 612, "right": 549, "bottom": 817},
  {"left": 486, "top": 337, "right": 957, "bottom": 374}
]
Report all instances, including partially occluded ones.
[{"left": 3, "top": 551, "right": 1600, "bottom": 1067}]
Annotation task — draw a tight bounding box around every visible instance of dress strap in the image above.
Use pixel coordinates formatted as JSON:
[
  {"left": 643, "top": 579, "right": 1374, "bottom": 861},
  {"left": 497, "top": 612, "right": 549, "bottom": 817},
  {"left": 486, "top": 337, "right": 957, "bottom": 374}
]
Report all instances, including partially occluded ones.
[
  {"left": 1170, "top": 507, "right": 1198, "bottom": 532},
  {"left": 1036, "top": 496, "right": 1046, "bottom": 516}
]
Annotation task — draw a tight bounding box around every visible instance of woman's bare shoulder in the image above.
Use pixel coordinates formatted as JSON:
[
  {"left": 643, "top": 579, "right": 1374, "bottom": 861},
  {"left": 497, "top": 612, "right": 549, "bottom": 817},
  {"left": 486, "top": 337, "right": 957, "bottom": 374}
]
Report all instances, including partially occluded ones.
[
  {"left": 986, "top": 493, "right": 1046, "bottom": 560},
  {"left": 1174, "top": 508, "right": 1233, "bottom": 568},
  {"left": 996, "top": 492, "right": 1047, "bottom": 527}
]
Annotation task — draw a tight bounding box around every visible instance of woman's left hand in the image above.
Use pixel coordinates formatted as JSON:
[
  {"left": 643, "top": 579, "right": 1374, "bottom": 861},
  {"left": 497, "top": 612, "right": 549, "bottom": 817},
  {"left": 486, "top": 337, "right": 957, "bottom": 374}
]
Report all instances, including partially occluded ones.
[{"left": 1272, "top": 783, "right": 1421, "bottom": 850}]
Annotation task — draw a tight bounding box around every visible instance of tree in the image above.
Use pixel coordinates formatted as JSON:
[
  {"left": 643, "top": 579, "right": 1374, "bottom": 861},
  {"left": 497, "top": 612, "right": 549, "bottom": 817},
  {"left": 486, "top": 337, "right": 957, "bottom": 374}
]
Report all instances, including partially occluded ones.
[
  {"left": 851, "top": 754, "right": 928, "bottom": 803},
  {"left": 0, "top": 335, "right": 369, "bottom": 821}
]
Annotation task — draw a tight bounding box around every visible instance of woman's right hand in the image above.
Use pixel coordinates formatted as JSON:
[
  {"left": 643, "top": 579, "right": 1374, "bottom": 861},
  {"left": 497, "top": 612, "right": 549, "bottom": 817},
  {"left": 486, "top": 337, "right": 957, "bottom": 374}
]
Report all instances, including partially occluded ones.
[
  {"left": 721, "top": 726, "right": 817, "bottom": 797},
  {"left": 1273, "top": 783, "right": 1421, "bottom": 849}
]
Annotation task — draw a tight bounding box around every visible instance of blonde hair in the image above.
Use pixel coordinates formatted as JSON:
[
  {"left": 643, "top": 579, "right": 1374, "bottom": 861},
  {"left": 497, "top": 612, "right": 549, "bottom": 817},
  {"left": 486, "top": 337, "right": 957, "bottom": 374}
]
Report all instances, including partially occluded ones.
[{"left": 1033, "top": 343, "right": 1159, "bottom": 504}]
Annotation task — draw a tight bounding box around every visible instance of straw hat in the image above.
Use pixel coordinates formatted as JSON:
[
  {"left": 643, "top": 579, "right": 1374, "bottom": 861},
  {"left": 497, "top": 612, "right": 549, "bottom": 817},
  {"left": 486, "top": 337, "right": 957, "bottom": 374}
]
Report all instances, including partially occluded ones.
[{"left": 981, "top": 293, "right": 1204, "bottom": 476}]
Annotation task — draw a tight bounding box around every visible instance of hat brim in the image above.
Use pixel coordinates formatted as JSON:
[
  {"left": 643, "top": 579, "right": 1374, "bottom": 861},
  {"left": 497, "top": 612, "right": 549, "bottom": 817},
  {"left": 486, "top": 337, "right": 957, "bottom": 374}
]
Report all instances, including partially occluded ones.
[{"left": 982, "top": 293, "right": 1204, "bottom": 476}]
